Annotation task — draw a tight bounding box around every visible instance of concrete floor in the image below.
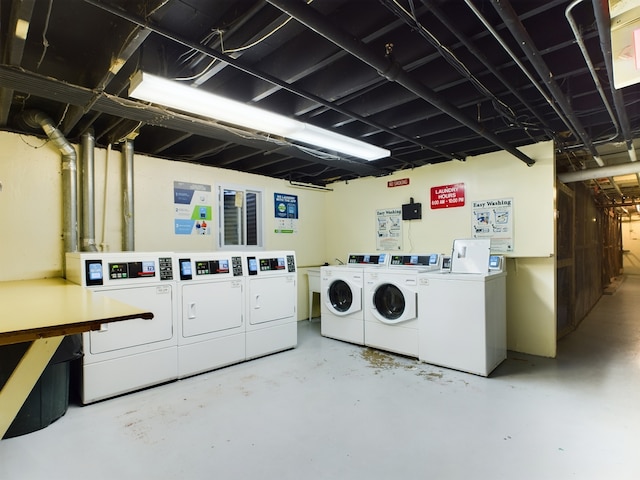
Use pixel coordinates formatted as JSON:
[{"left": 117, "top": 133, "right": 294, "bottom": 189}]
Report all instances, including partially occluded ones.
[{"left": 1, "top": 275, "right": 640, "bottom": 479}]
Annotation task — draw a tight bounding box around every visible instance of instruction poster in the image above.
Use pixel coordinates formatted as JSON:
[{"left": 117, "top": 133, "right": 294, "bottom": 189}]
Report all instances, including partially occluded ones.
[
  {"left": 376, "top": 208, "right": 403, "bottom": 251},
  {"left": 471, "top": 197, "right": 513, "bottom": 252},
  {"left": 173, "top": 181, "right": 212, "bottom": 235},
  {"left": 274, "top": 192, "right": 298, "bottom": 234}
]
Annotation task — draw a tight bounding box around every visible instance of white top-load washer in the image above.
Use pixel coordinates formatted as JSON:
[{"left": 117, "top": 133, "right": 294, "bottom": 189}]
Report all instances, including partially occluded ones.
[
  {"left": 65, "top": 251, "right": 178, "bottom": 404},
  {"left": 320, "top": 253, "right": 389, "bottom": 345},
  {"left": 417, "top": 239, "right": 507, "bottom": 376},
  {"left": 175, "top": 252, "right": 245, "bottom": 378},
  {"left": 364, "top": 253, "right": 442, "bottom": 357},
  {"left": 244, "top": 251, "right": 297, "bottom": 360}
]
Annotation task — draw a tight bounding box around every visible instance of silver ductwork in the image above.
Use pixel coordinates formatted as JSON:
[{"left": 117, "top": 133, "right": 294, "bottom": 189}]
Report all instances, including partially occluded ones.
[
  {"left": 80, "top": 131, "right": 99, "bottom": 251},
  {"left": 558, "top": 162, "right": 640, "bottom": 184},
  {"left": 23, "top": 110, "right": 78, "bottom": 253},
  {"left": 122, "top": 139, "right": 135, "bottom": 251}
]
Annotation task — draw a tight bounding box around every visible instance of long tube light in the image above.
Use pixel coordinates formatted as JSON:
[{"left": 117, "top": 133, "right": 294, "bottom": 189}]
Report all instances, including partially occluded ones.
[{"left": 128, "top": 71, "right": 390, "bottom": 161}]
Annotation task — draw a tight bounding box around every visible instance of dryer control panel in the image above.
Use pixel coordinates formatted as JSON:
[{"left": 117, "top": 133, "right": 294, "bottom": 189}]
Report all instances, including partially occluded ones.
[
  {"left": 178, "top": 255, "right": 244, "bottom": 280},
  {"left": 246, "top": 251, "right": 297, "bottom": 276},
  {"left": 65, "top": 252, "right": 175, "bottom": 287}
]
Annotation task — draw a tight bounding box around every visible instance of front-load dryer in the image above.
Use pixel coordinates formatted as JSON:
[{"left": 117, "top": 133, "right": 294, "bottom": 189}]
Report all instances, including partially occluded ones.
[
  {"left": 65, "top": 252, "right": 178, "bottom": 404},
  {"left": 364, "top": 253, "right": 442, "bottom": 357},
  {"left": 244, "top": 251, "right": 298, "bottom": 360},
  {"left": 320, "top": 252, "right": 389, "bottom": 345},
  {"left": 175, "top": 252, "right": 245, "bottom": 378}
]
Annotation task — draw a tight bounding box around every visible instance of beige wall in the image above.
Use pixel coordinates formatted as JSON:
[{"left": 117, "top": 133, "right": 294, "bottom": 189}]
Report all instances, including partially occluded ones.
[
  {"left": 324, "top": 142, "right": 557, "bottom": 357},
  {"left": 622, "top": 216, "right": 640, "bottom": 274},
  {"left": 0, "top": 131, "right": 556, "bottom": 356}
]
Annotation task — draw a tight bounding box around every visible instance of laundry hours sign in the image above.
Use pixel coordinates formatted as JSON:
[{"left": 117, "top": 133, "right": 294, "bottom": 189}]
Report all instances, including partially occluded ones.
[{"left": 430, "top": 183, "right": 465, "bottom": 209}]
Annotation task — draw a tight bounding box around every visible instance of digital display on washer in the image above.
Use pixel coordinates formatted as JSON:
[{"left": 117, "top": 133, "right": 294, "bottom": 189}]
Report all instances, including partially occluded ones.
[
  {"left": 179, "top": 259, "right": 193, "bottom": 280},
  {"left": 258, "top": 257, "right": 286, "bottom": 271},
  {"left": 247, "top": 257, "right": 258, "bottom": 275},
  {"left": 85, "top": 260, "right": 103, "bottom": 286},
  {"left": 194, "top": 259, "right": 230, "bottom": 275},
  {"left": 489, "top": 255, "right": 502, "bottom": 270},
  {"left": 390, "top": 254, "right": 434, "bottom": 266},
  {"left": 88, "top": 262, "right": 103, "bottom": 281},
  {"left": 348, "top": 254, "right": 386, "bottom": 265},
  {"left": 108, "top": 261, "right": 156, "bottom": 280}
]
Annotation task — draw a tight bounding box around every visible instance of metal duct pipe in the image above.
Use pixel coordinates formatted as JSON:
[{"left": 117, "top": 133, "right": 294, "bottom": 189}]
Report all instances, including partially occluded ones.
[
  {"left": 558, "top": 162, "right": 640, "bottom": 183},
  {"left": 80, "top": 131, "right": 98, "bottom": 251},
  {"left": 266, "top": 0, "right": 535, "bottom": 166},
  {"left": 122, "top": 139, "right": 135, "bottom": 251},
  {"left": 591, "top": 0, "right": 640, "bottom": 179},
  {"left": 488, "top": 0, "right": 602, "bottom": 165},
  {"left": 23, "top": 110, "right": 78, "bottom": 253}
]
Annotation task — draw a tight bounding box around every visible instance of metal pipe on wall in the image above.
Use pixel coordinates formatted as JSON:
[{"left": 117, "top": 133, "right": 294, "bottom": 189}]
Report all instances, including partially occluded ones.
[
  {"left": 80, "top": 131, "right": 98, "bottom": 252},
  {"left": 23, "top": 110, "right": 78, "bottom": 253},
  {"left": 122, "top": 139, "right": 135, "bottom": 251}
]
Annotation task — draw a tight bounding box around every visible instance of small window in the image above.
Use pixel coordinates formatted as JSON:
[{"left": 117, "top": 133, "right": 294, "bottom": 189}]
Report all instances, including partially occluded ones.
[{"left": 218, "top": 184, "right": 264, "bottom": 249}]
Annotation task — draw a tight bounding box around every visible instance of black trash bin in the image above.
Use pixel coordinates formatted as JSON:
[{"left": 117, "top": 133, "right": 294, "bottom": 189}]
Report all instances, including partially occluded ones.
[{"left": 0, "top": 334, "right": 82, "bottom": 438}]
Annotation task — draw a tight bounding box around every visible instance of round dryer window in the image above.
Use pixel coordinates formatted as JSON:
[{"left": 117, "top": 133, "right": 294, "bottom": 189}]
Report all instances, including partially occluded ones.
[
  {"left": 328, "top": 280, "right": 353, "bottom": 313},
  {"left": 373, "top": 284, "right": 405, "bottom": 320}
]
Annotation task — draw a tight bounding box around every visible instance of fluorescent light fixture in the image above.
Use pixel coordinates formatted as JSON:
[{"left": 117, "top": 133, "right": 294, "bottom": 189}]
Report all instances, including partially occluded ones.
[{"left": 129, "top": 71, "right": 390, "bottom": 161}]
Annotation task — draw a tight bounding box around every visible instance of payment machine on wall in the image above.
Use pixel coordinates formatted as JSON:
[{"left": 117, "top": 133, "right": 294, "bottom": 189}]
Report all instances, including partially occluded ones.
[
  {"left": 65, "top": 252, "right": 178, "bottom": 404},
  {"left": 175, "top": 252, "right": 246, "bottom": 378},
  {"left": 244, "top": 251, "right": 298, "bottom": 360}
]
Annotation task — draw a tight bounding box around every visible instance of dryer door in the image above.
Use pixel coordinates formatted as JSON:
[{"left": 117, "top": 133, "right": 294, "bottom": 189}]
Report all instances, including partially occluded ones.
[
  {"left": 372, "top": 282, "right": 417, "bottom": 324},
  {"left": 325, "top": 278, "right": 362, "bottom": 316}
]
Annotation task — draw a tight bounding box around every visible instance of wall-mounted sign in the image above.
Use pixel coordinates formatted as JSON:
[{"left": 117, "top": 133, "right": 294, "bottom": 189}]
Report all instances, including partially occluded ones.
[
  {"left": 376, "top": 208, "right": 403, "bottom": 251},
  {"left": 274, "top": 192, "right": 298, "bottom": 234},
  {"left": 430, "top": 183, "right": 465, "bottom": 209},
  {"left": 472, "top": 198, "right": 514, "bottom": 252},
  {"left": 387, "top": 178, "right": 410, "bottom": 188},
  {"left": 173, "top": 181, "right": 212, "bottom": 235}
]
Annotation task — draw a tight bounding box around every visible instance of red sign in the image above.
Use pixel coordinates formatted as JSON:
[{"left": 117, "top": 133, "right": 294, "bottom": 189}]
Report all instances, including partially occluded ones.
[
  {"left": 430, "top": 183, "right": 465, "bottom": 209},
  {"left": 387, "top": 178, "right": 410, "bottom": 188}
]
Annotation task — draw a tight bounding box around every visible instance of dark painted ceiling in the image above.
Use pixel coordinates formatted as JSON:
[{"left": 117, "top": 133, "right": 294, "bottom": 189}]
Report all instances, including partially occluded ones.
[{"left": 1, "top": 0, "right": 640, "bottom": 205}]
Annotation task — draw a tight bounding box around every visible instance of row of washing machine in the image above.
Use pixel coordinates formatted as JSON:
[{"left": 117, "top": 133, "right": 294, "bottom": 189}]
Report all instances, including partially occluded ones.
[
  {"left": 320, "top": 239, "right": 507, "bottom": 376},
  {"left": 65, "top": 250, "right": 297, "bottom": 404}
]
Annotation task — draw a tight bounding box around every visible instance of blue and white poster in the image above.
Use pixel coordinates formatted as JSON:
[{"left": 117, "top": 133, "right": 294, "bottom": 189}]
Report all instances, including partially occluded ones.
[
  {"left": 274, "top": 192, "right": 298, "bottom": 234},
  {"left": 174, "top": 181, "right": 212, "bottom": 235}
]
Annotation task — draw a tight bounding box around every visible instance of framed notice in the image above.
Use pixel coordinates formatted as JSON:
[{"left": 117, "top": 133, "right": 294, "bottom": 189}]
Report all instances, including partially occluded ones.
[
  {"left": 471, "top": 198, "right": 514, "bottom": 252},
  {"left": 173, "top": 181, "right": 212, "bottom": 235},
  {"left": 274, "top": 192, "right": 298, "bottom": 234},
  {"left": 376, "top": 208, "right": 403, "bottom": 251}
]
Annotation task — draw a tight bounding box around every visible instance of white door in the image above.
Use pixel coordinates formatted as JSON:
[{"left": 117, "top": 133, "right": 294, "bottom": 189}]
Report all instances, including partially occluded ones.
[
  {"left": 371, "top": 281, "right": 417, "bottom": 324},
  {"left": 181, "top": 280, "right": 244, "bottom": 337},
  {"left": 247, "top": 275, "right": 295, "bottom": 325},
  {"left": 88, "top": 285, "right": 175, "bottom": 354}
]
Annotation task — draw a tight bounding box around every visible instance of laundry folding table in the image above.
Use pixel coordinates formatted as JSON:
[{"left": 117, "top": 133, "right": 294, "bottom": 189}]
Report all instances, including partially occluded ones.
[{"left": 0, "top": 277, "right": 153, "bottom": 439}]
